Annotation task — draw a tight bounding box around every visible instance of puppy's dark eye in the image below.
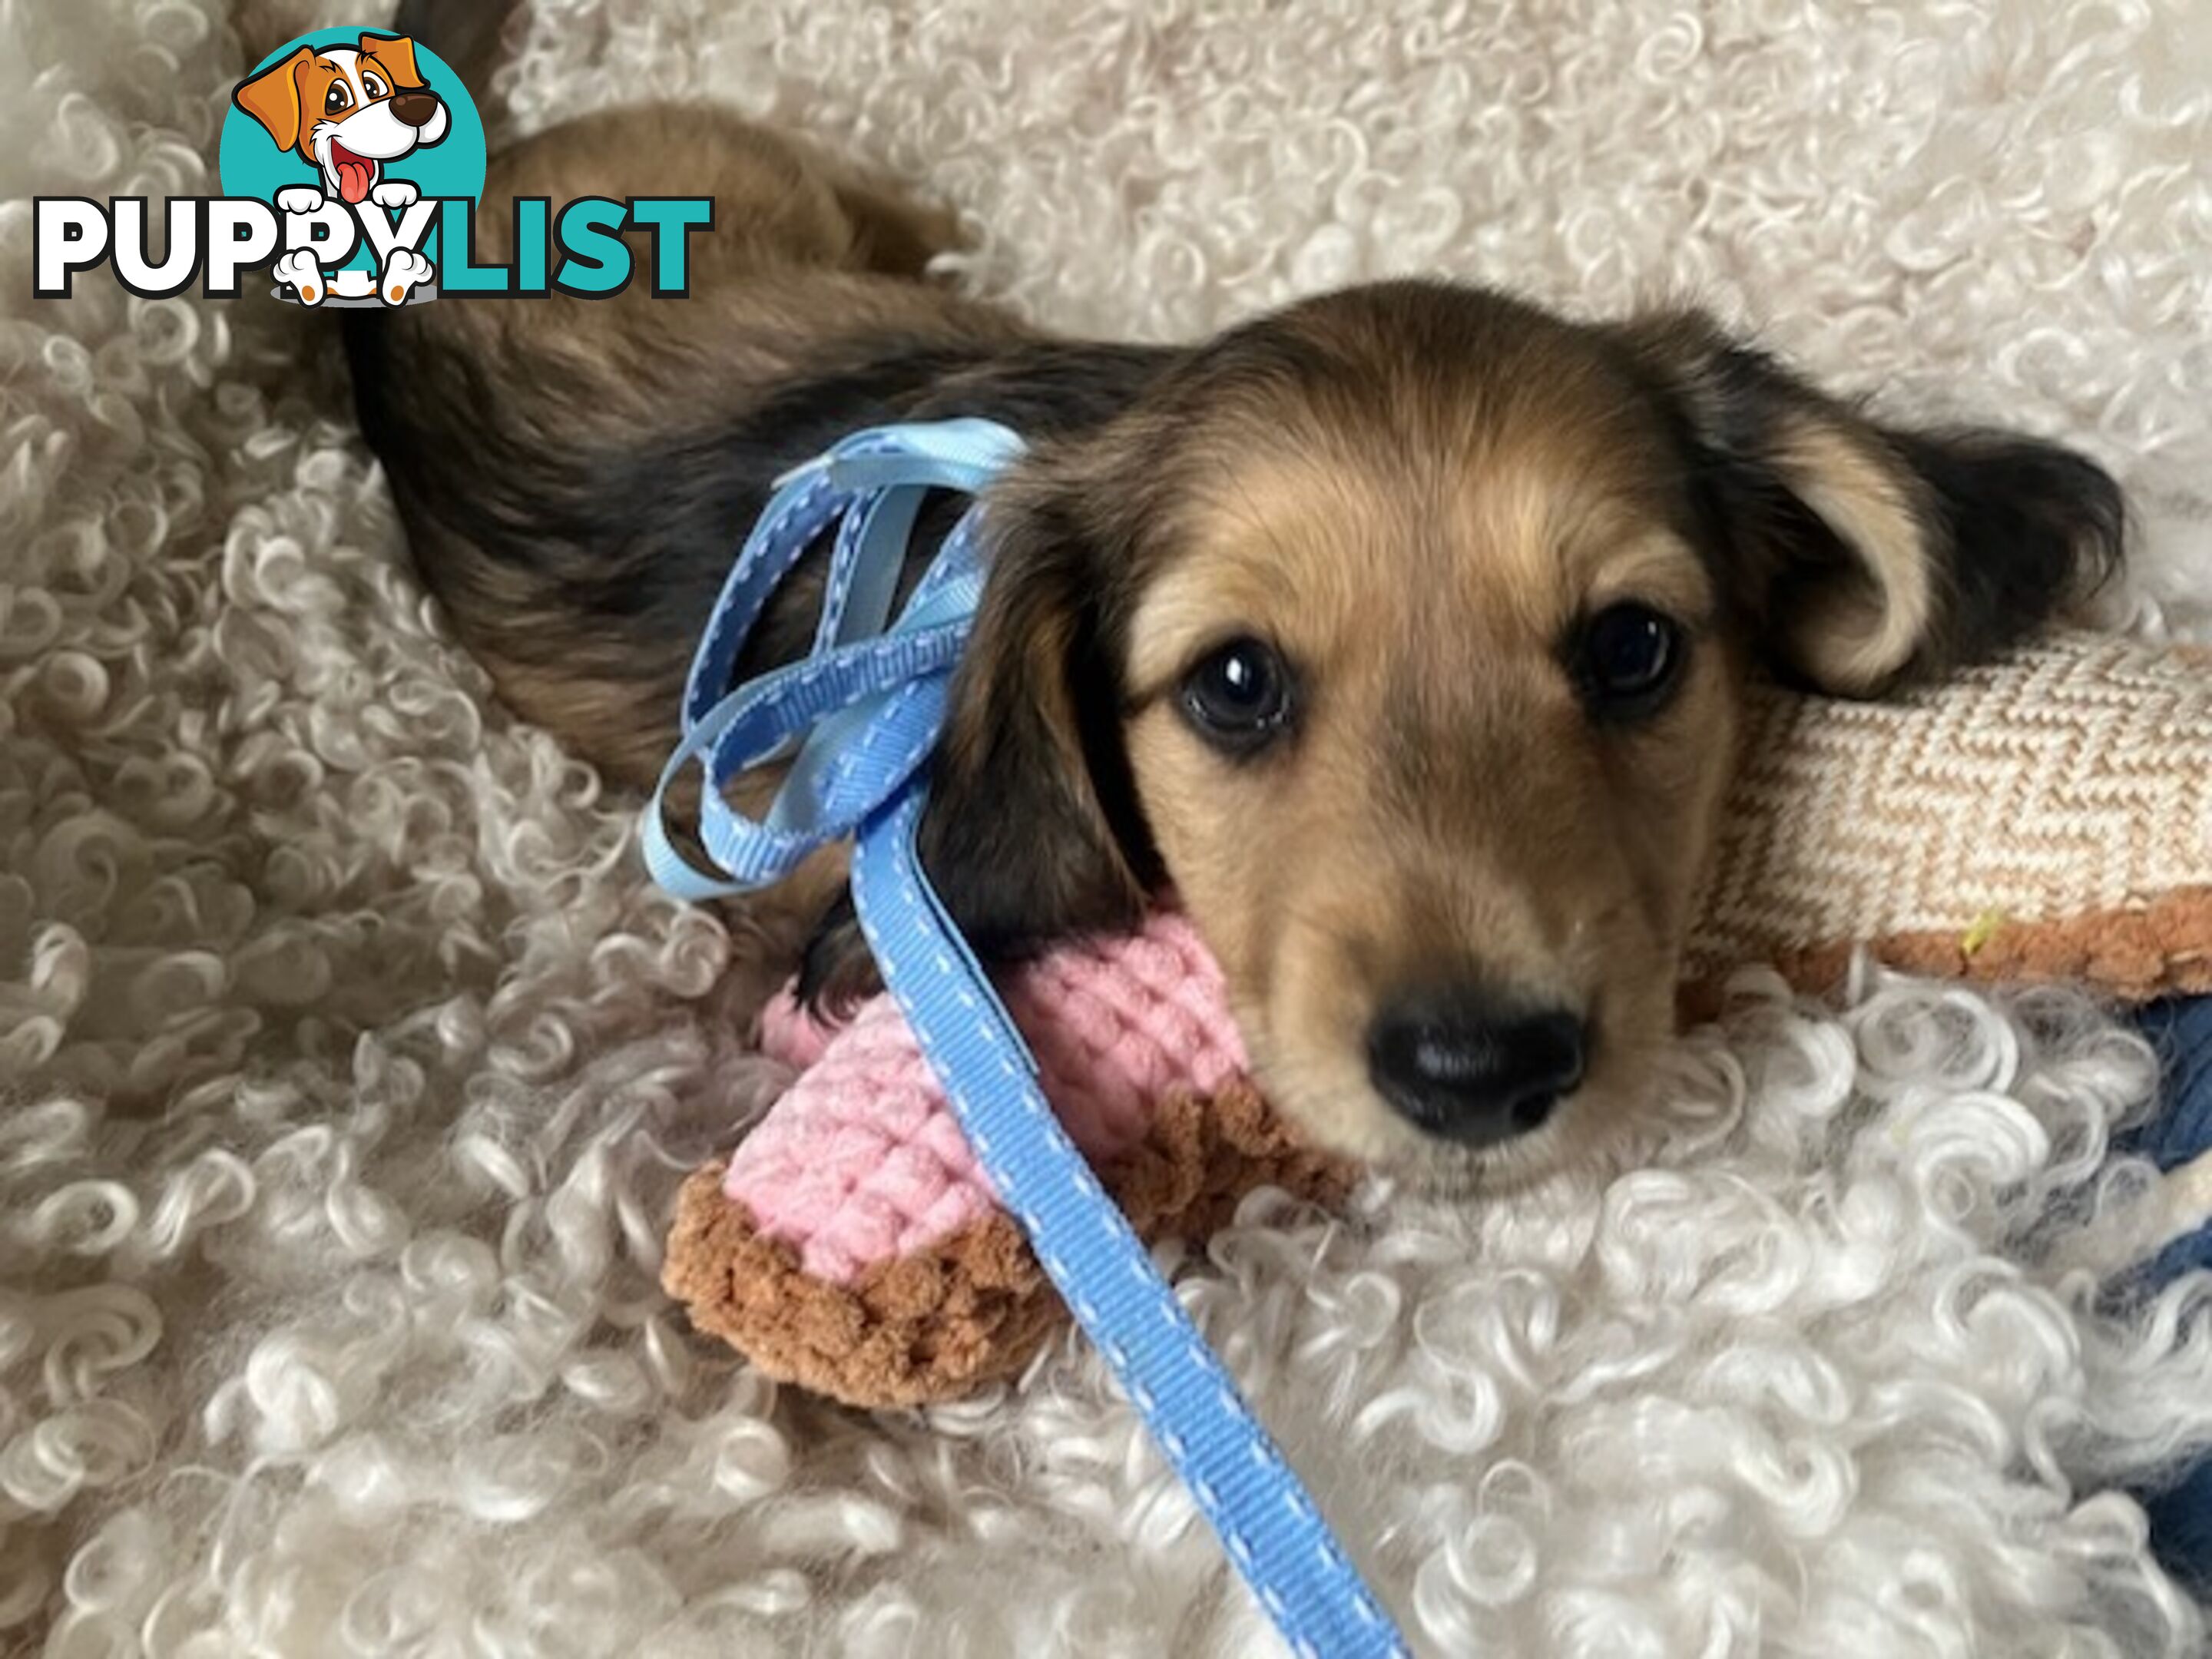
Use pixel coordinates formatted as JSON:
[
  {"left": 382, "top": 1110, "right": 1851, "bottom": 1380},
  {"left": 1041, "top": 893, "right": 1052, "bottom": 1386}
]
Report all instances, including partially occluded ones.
[
  {"left": 1180, "top": 636, "right": 1294, "bottom": 752},
  {"left": 1575, "top": 604, "right": 1685, "bottom": 718},
  {"left": 325, "top": 82, "right": 352, "bottom": 114}
]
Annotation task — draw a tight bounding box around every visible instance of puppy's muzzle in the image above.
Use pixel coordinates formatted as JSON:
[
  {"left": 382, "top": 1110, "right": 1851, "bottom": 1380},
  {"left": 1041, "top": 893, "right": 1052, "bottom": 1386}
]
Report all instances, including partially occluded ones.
[
  {"left": 389, "top": 91, "right": 441, "bottom": 128},
  {"left": 1366, "top": 985, "right": 1587, "bottom": 1147}
]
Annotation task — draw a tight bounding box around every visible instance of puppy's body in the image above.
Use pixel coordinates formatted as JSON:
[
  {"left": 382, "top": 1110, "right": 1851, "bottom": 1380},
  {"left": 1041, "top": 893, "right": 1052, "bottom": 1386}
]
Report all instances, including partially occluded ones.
[
  {"left": 354, "top": 108, "right": 1129, "bottom": 774},
  {"left": 350, "top": 108, "right": 1175, "bottom": 962},
  {"left": 347, "top": 102, "right": 2121, "bottom": 1189}
]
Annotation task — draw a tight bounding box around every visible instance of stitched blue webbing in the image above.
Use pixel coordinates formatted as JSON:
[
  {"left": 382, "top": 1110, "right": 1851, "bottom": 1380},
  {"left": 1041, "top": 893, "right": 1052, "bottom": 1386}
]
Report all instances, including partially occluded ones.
[{"left": 643, "top": 419, "right": 1409, "bottom": 1657}]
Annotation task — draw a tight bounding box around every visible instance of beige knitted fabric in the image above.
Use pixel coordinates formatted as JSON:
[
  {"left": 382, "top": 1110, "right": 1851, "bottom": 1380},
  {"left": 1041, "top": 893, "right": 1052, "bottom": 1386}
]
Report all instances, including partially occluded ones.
[{"left": 1686, "top": 634, "right": 2212, "bottom": 1002}]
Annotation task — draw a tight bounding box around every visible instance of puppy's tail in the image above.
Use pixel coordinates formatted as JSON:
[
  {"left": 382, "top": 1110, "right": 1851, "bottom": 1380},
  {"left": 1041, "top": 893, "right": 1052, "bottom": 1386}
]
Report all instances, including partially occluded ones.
[{"left": 388, "top": 0, "right": 520, "bottom": 104}]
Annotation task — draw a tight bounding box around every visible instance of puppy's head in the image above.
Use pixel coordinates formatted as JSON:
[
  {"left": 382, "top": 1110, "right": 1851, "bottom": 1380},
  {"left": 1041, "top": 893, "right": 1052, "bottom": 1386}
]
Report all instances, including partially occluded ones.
[
  {"left": 823, "top": 282, "right": 2121, "bottom": 1190},
  {"left": 232, "top": 35, "right": 449, "bottom": 204}
]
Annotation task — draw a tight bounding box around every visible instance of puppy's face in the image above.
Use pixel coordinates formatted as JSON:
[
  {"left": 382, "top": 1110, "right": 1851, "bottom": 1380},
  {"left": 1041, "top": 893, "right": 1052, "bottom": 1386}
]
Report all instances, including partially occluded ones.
[
  {"left": 232, "top": 35, "right": 449, "bottom": 205},
  {"left": 1113, "top": 353, "right": 1735, "bottom": 1185},
  {"left": 900, "top": 283, "right": 2121, "bottom": 1191}
]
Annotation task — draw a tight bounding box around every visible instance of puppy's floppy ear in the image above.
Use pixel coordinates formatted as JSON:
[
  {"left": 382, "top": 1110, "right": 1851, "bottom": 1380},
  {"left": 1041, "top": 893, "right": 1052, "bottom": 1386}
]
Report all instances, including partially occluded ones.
[
  {"left": 796, "top": 465, "right": 1158, "bottom": 1011},
  {"left": 359, "top": 33, "right": 428, "bottom": 89},
  {"left": 232, "top": 46, "right": 313, "bottom": 154},
  {"left": 1614, "top": 310, "right": 2124, "bottom": 694}
]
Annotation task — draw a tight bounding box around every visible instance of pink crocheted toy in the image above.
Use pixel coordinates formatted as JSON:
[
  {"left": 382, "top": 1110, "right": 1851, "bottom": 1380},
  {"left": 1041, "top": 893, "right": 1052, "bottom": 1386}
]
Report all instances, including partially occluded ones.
[{"left": 662, "top": 912, "right": 1354, "bottom": 1406}]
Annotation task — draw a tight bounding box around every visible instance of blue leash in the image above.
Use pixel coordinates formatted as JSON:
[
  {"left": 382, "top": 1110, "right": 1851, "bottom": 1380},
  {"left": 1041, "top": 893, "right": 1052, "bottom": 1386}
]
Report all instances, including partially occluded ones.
[{"left": 644, "top": 419, "right": 1409, "bottom": 1658}]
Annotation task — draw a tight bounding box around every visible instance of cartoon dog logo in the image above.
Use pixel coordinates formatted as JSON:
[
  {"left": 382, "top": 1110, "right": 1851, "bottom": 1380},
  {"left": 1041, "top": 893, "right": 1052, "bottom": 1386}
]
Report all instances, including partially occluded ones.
[{"left": 231, "top": 34, "right": 448, "bottom": 306}]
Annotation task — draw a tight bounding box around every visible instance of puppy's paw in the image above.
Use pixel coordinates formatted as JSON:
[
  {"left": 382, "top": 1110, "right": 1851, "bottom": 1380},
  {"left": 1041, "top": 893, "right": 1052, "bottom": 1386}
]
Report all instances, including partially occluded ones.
[
  {"left": 369, "top": 180, "right": 419, "bottom": 210},
  {"left": 273, "top": 247, "right": 326, "bottom": 305},
  {"left": 378, "top": 246, "right": 434, "bottom": 306},
  {"left": 275, "top": 186, "right": 325, "bottom": 215}
]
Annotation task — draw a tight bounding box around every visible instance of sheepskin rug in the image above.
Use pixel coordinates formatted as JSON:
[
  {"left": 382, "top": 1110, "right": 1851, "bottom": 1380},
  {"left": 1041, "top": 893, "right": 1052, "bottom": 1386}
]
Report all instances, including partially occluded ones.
[{"left": 7, "top": 0, "right": 2212, "bottom": 1652}]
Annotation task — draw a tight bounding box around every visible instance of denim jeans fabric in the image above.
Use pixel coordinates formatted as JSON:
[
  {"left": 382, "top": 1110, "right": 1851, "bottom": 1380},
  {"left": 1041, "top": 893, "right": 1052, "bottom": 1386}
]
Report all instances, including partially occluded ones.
[{"left": 2121, "top": 996, "right": 2212, "bottom": 1587}]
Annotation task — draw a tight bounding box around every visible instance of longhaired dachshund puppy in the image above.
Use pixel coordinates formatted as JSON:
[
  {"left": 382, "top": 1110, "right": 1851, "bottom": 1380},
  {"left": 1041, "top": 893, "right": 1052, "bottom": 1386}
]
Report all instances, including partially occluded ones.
[{"left": 345, "top": 104, "right": 2122, "bottom": 1192}]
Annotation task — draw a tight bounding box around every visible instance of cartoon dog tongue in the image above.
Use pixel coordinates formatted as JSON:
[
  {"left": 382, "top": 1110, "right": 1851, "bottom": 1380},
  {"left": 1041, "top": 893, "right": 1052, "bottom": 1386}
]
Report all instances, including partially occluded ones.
[{"left": 331, "top": 144, "right": 375, "bottom": 205}]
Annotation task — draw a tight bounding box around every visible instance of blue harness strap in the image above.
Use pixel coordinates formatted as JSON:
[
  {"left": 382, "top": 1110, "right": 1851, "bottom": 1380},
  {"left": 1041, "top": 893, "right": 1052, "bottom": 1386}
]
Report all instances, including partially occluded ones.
[{"left": 644, "top": 419, "right": 1410, "bottom": 1658}]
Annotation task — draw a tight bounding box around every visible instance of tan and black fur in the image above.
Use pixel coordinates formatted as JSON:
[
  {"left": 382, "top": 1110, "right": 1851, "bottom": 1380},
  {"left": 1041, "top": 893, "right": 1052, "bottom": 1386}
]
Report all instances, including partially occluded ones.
[{"left": 346, "top": 9, "right": 2122, "bottom": 1190}]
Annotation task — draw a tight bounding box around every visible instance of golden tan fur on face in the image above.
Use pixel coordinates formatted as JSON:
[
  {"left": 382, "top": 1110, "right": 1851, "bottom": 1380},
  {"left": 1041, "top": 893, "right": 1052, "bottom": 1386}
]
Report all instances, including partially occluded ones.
[
  {"left": 352, "top": 99, "right": 2124, "bottom": 1192},
  {"left": 1112, "top": 329, "right": 1742, "bottom": 1184}
]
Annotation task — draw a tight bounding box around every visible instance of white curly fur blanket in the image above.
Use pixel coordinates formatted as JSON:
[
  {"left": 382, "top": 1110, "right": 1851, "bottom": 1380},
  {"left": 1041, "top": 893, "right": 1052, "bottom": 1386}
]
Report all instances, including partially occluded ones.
[{"left": 6, "top": 1, "right": 2212, "bottom": 1653}]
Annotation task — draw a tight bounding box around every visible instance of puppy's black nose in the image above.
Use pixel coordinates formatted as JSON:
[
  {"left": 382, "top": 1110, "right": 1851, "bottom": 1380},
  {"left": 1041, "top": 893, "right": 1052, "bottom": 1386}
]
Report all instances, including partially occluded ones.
[
  {"left": 1366, "top": 988, "right": 1586, "bottom": 1147},
  {"left": 389, "top": 91, "right": 439, "bottom": 127}
]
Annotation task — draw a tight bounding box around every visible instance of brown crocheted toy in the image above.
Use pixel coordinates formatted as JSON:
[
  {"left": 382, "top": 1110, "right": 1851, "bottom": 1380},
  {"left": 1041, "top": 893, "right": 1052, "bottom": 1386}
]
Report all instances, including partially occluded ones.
[{"left": 664, "top": 632, "right": 2212, "bottom": 1409}]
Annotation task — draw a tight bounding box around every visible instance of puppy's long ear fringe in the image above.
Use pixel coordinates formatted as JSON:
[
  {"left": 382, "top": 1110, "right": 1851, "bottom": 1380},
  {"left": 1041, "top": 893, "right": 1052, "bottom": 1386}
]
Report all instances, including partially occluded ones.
[
  {"left": 1614, "top": 310, "right": 2124, "bottom": 695},
  {"left": 796, "top": 469, "right": 1157, "bottom": 1012}
]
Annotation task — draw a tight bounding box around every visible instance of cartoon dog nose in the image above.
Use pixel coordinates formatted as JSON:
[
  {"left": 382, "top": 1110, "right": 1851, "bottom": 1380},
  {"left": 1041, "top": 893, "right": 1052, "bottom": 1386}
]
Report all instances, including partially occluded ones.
[
  {"left": 389, "top": 91, "right": 440, "bottom": 127},
  {"left": 1366, "top": 988, "right": 1586, "bottom": 1147}
]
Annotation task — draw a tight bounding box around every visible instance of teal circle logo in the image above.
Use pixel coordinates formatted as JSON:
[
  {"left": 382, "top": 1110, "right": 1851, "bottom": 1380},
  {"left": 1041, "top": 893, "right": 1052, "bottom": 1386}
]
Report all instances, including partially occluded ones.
[{"left": 218, "top": 28, "right": 484, "bottom": 294}]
